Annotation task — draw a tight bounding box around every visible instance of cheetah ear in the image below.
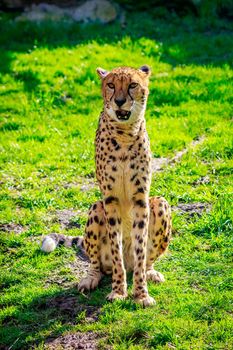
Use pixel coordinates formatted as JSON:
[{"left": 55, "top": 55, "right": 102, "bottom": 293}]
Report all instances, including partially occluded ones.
[
  {"left": 139, "top": 65, "right": 151, "bottom": 76},
  {"left": 96, "top": 67, "right": 109, "bottom": 80}
]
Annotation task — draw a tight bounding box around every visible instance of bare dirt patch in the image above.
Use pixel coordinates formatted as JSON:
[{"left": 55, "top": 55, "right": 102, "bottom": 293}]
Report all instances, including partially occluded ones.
[
  {"left": 45, "top": 331, "right": 101, "bottom": 350},
  {"left": 151, "top": 157, "right": 168, "bottom": 172},
  {"left": 55, "top": 209, "right": 82, "bottom": 229},
  {"left": 80, "top": 181, "right": 97, "bottom": 192},
  {"left": 172, "top": 202, "right": 212, "bottom": 217},
  {"left": 0, "top": 223, "right": 26, "bottom": 234},
  {"left": 67, "top": 255, "right": 90, "bottom": 282},
  {"left": 47, "top": 295, "right": 100, "bottom": 323},
  {"left": 63, "top": 179, "right": 97, "bottom": 192},
  {"left": 152, "top": 136, "right": 205, "bottom": 173}
]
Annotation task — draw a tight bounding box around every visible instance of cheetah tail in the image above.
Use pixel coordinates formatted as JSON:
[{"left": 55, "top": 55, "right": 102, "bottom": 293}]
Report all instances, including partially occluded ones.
[{"left": 41, "top": 233, "right": 84, "bottom": 253}]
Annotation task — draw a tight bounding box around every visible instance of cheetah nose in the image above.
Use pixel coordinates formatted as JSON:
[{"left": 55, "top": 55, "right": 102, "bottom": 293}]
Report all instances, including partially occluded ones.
[{"left": 115, "top": 98, "right": 126, "bottom": 107}]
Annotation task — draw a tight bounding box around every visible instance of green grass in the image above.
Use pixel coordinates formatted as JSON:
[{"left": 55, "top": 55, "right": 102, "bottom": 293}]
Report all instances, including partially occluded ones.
[{"left": 0, "top": 11, "right": 233, "bottom": 350}]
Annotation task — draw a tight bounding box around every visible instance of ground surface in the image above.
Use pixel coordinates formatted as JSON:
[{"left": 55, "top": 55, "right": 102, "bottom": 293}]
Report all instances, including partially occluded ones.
[{"left": 0, "top": 11, "right": 233, "bottom": 350}]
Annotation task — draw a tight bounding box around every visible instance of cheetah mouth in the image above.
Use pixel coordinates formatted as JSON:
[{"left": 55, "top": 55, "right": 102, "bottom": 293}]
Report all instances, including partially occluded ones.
[{"left": 116, "top": 110, "right": 131, "bottom": 121}]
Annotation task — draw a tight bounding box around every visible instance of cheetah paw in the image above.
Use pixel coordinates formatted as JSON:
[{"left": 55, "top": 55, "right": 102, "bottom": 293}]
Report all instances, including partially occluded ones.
[
  {"left": 106, "top": 291, "right": 128, "bottom": 302},
  {"left": 134, "top": 294, "right": 156, "bottom": 307},
  {"left": 147, "top": 270, "right": 165, "bottom": 283},
  {"left": 78, "top": 274, "right": 102, "bottom": 293}
]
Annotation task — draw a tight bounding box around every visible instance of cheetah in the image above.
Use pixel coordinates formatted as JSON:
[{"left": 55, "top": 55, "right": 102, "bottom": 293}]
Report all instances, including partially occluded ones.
[{"left": 42, "top": 66, "right": 172, "bottom": 307}]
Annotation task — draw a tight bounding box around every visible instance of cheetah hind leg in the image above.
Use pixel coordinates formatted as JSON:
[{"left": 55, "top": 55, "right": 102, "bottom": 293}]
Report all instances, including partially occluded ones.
[
  {"left": 146, "top": 196, "right": 172, "bottom": 284},
  {"left": 146, "top": 269, "right": 165, "bottom": 283},
  {"left": 78, "top": 271, "right": 103, "bottom": 293}
]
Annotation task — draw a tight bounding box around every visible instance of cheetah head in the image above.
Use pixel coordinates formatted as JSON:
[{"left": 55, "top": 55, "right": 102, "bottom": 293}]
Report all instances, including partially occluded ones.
[{"left": 97, "top": 66, "right": 151, "bottom": 123}]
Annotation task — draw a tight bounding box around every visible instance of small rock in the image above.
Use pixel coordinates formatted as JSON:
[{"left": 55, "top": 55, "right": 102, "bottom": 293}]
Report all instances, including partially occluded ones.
[
  {"left": 72, "top": 0, "right": 117, "bottom": 23},
  {"left": 15, "top": 1, "right": 118, "bottom": 24},
  {"left": 16, "top": 8, "right": 46, "bottom": 21},
  {"left": 192, "top": 176, "right": 210, "bottom": 186},
  {"left": 16, "top": 3, "right": 71, "bottom": 22},
  {"left": 0, "top": 0, "right": 24, "bottom": 8}
]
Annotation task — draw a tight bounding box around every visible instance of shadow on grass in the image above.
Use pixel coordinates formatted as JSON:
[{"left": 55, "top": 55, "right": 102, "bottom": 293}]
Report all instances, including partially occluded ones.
[
  {"left": 1, "top": 286, "right": 104, "bottom": 349},
  {"left": 0, "top": 13, "right": 232, "bottom": 80},
  {"left": 1, "top": 256, "right": 135, "bottom": 350}
]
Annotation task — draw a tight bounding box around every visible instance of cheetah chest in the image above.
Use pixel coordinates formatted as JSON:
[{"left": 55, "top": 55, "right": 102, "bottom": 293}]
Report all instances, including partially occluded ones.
[{"left": 100, "top": 149, "right": 150, "bottom": 230}]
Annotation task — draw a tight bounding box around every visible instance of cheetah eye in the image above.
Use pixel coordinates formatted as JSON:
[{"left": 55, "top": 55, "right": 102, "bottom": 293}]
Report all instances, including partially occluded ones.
[
  {"left": 129, "top": 83, "right": 138, "bottom": 89},
  {"left": 107, "top": 83, "right": 115, "bottom": 89}
]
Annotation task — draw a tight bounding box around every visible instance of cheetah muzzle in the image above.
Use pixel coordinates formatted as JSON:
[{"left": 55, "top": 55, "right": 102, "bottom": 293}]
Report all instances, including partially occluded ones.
[{"left": 116, "top": 110, "right": 131, "bottom": 120}]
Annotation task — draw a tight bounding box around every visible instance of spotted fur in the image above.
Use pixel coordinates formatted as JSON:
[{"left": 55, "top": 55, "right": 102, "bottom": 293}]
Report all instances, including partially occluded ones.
[
  {"left": 80, "top": 66, "right": 171, "bottom": 306},
  {"left": 42, "top": 66, "right": 172, "bottom": 307}
]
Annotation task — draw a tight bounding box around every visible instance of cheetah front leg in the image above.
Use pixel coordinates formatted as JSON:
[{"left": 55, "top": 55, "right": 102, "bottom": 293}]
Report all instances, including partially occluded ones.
[
  {"left": 104, "top": 196, "right": 127, "bottom": 301},
  {"left": 131, "top": 195, "right": 155, "bottom": 307}
]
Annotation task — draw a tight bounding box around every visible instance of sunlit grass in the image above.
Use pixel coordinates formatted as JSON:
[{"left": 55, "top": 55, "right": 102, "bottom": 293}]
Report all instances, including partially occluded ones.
[{"left": 0, "top": 12, "right": 233, "bottom": 350}]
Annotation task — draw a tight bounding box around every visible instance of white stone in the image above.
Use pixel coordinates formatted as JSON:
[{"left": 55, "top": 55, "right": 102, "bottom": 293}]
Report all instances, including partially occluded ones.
[
  {"left": 41, "top": 236, "right": 56, "bottom": 253},
  {"left": 72, "top": 0, "right": 117, "bottom": 23}
]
